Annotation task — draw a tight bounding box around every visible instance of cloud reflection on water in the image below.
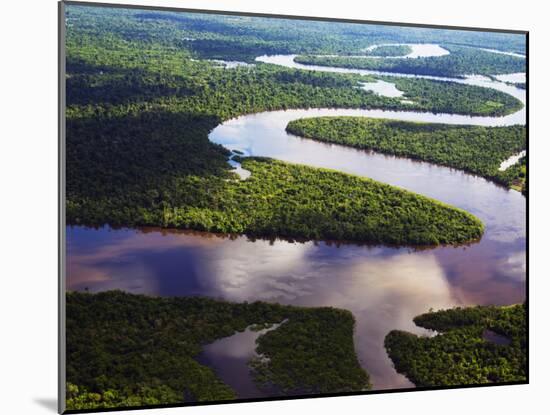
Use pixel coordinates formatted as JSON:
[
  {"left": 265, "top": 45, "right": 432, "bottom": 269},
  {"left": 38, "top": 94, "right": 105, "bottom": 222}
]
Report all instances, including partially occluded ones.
[
  {"left": 67, "top": 224, "right": 524, "bottom": 390},
  {"left": 196, "top": 237, "right": 459, "bottom": 389}
]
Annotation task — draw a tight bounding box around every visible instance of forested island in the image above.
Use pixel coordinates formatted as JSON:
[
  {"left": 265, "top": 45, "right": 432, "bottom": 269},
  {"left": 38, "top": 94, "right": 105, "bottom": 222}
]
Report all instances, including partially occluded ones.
[
  {"left": 66, "top": 291, "right": 370, "bottom": 410},
  {"left": 286, "top": 117, "right": 526, "bottom": 191},
  {"left": 384, "top": 304, "right": 526, "bottom": 386},
  {"left": 294, "top": 44, "right": 525, "bottom": 77},
  {"left": 69, "top": 144, "right": 484, "bottom": 245}
]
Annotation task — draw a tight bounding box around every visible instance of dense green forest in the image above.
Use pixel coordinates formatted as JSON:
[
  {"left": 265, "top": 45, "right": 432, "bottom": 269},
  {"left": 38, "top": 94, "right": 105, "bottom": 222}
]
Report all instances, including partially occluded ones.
[
  {"left": 68, "top": 132, "right": 484, "bottom": 245},
  {"left": 66, "top": 5, "right": 525, "bottom": 64},
  {"left": 364, "top": 44, "right": 412, "bottom": 57},
  {"left": 66, "top": 291, "right": 369, "bottom": 410},
  {"left": 64, "top": 7, "right": 522, "bottom": 245},
  {"left": 383, "top": 76, "right": 521, "bottom": 116},
  {"left": 286, "top": 117, "right": 526, "bottom": 190},
  {"left": 384, "top": 304, "right": 526, "bottom": 387},
  {"left": 251, "top": 308, "right": 371, "bottom": 394},
  {"left": 294, "top": 45, "right": 526, "bottom": 77},
  {"left": 65, "top": 32, "right": 523, "bottom": 116}
]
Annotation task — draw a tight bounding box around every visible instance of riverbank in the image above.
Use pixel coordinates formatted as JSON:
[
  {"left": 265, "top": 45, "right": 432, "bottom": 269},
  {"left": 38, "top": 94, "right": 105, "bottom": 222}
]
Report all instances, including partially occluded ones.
[
  {"left": 292, "top": 44, "right": 525, "bottom": 78},
  {"left": 385, "top": 303, "right": 526, "bottom": 386},
  {"left": 286, "top": 117, "right": 526, "bottom": 191}
]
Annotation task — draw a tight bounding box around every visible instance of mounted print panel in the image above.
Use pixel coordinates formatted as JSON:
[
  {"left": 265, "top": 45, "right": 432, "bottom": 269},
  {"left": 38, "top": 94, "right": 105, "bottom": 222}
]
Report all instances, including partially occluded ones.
[{"left": 59, "top": 1, "right": 527, "bottom": 413}]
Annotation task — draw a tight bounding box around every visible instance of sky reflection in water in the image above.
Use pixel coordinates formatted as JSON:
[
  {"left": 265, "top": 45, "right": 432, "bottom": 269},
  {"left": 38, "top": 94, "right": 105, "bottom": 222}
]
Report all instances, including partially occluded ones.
[{"left": 67, "top": 222, "right": 525, "bottom": 390}]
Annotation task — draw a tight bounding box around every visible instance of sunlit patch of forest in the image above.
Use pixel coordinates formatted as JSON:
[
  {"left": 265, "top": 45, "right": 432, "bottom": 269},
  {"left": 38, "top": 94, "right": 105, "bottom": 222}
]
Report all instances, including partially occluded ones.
[
  {"left": 364, "top": 44, "right": 412, "bottom": 57},
  {"left": 67, "top": 118, "right": 485, "bottom": 244}
]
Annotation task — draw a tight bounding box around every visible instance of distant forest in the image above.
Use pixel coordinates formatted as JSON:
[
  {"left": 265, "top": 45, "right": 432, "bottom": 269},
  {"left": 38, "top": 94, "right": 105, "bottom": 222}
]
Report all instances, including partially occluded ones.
[{"left": 295, "top": 44, "right": 525, "bottom": 77}]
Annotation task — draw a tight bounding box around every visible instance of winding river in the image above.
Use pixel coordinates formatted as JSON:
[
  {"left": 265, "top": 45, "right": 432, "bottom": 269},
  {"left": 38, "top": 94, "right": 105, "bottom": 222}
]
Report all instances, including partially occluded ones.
[{"left": 67, "top": 46, "right": 526, "bottom": 396}]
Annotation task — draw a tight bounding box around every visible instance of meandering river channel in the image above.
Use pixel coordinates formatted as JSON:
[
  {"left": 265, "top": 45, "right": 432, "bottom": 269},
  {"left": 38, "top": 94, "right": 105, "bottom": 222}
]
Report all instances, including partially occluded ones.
[{"left": 67, "top": 46, "right": 526, "bottom": 396}]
